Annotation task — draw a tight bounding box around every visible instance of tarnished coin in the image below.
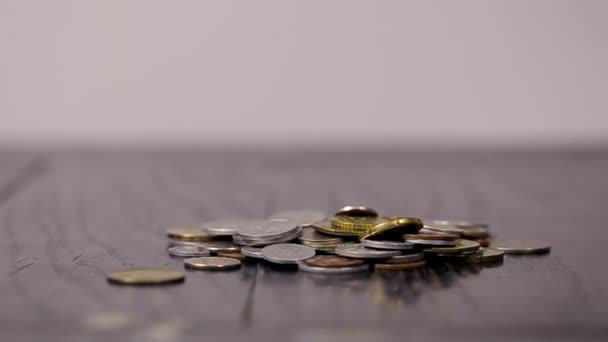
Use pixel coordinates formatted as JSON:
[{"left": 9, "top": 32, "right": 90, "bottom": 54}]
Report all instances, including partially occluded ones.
[
  {"left": 311, "top": 219, "right": 362, "bottom": 237},
  {"left": 298, "top": 262, "right": 369, "bottom": 274},
  {"left": 200, "top": 219, "right": 252, "bottom": 236},
  {"left": 217, "top": 251, "right": 247, "bottom": 261},
  {"left": 361, "top": 239, "right": 414, "bottom": 250},
  {"left": 107, "top": 268, "right": 185, "bottom": 285},
  {"left": 240, "top": 246, "right": 264, "bottom": 259},
  {"left": 424, "top": 239, "right": 480, "bottom": 255},
  {"left": 331, "top": 216, "right": 386, "bottom": 230},
  {"left": 184, "top": 257, "right": 241, "bottom": 270},
  {"left": 361, "top": 217, "right": 423, "bottom": 240},
  {"left": 269, "top": 210, "right": 327, "bottom": 227},
  {"left": 492, "top": 240, "right": 550, "bottom": 254},
  {"left": 464, "top": 248, "right": 504, "bottom": 263},
  {"left": 304, "top": 255, "right": 365, "bottom": 268},
  {"left": 298, "top": 227, "right": 343, "bottom": 244},
  {"left": 167, "top": 245, "right": 211, "bottom": 257},
  {"left": 383, "top": 253, "right": 425, "bottom": 264},
  {"left": 335, "top": 244, "right": 401, "bottom": 259},
  {"left": 261, "top": 244, "right": 316, "bottom": 264},
  {"left": 166, "top": 227, "right": 213, "bottom": 242},
  {"left": 197, "top": 241, "right": 240, "bottom": 252},
  {"left": 375, "top": 260, "right": 426, "bottom": 271},
  {"left": 335, "top": 206, "right": 379, "bottom": 217},
  {"left": 237, "top": 220, "right": 300, "bottom": 240}
]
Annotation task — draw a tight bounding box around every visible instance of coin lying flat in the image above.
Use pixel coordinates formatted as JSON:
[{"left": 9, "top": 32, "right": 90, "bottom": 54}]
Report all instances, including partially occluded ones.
[
  {"left": 167, "top": 239, "right": 207, "bottom": 247},
  {"left": 304, "top": 255, "right": 365, "bottom": 268},
  {"left": 334, "top": 206, "right": 378, "bottom": 217},
  {"left": 426, "top": 219, "right": 489, "bottom": 238},
  {"left": 217, "top": 251, "right": 247, "bottom": 261},
  {"left": 269, "top": 210, "right": 327, "bottom": 227},
  {"left": 335, "top": 244, "right": 401, "bottom": 259},
  {"left": 298, "top": 227, "right": 343, "bottom": 244},
  {"left": 233, "top": 226, "right": 302, "bottom": 246},
  {"left": 197, "top": 241, "right": 241, "bottom": 252},
  {"left": 184, "top": 257, "right": 241, "bottom": 270},
  {"left": 107, "top": 268, "right": 185, "bottom": 285},
  {"left": 464, "top": 248, "right": 504, "bottom": 263},
  {"left": 298, "top": 262, "right": 370, "bottom": 274},
  {"left": 383, "top": 253, "right": 425, "bottom": 264},
  {"left": 261, "top": 244, "right": 316, "bottom": 264},
  {"left": 240, "top": 246, "right": 264, "bottom": 259},
  {"left": 201, "top": 219, "right": 252, "bottom": 236},
  {"left": 361, "top": 239, "right": 414, "bottom": 250},
  {"left": 419, "top": 224, "right": 464, "bottom": 236},
  {"left": 375, "top": 260, "right": 426, "bottom": 271},
  {"left": 492, "top": 240, "right": 551, "bottom": 254},
  {"left": 166, "top": 227, "right": 213, "bottom": 242},
  {"left": 424, "top": 239, "right": 480, "bottom": 254},
  {"left": 167, "top": 245, "right": 211, "bottom": 257},
  {"left": 403, "top": 234, "right": 458, "bottom": 241},
  {"left": 237, "top": 220, "right": 300, "bottom": 240}
]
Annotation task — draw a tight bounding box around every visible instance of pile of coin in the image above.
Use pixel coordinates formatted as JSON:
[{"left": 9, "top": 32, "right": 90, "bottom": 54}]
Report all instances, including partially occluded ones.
[{"left": 106, "top": 206, "right": 551, "bottom": 285}]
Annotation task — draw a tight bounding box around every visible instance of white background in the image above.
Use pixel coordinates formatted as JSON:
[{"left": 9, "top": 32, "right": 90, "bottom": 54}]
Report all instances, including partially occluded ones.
[{"left": 1, "top": 0, "right": 607, "bottom": 147}]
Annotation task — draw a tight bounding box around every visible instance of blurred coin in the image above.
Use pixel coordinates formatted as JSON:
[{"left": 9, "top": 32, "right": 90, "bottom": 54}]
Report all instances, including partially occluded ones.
[
  {"left": 331, "top": 216, "right": 386, "bottom": 230},
  {"left": 200, "top": 219, "right": 253, "bottom": 236},
  {"left": 473, "top": 237, "right": 491, "bottom": 247},
  {"left": 217, "top": 251, "right": 247, "bottom": 261},
  {"left": 361, "top": 217, "right": 423, "bottom": 241},
  {"left": 427, "top": 219, "right": 489, "bottom": 238},
  {"left": 298, "top": 262, "right": 369, "bottom": 274},
  {"left": 335, "top": 206, "right": 378, "bottom": 217},
  {"left": 403, "top": 234, "right": 458, "bottom": 241},
  {"left": 311, "top": 220, "right": 361, "bottom": 237},
  {"left": 166, "top": 227, "right": 212, "bottom": 242},
  {"left": 419, "top": 224, "right": 463, "bottom": 236},
  {"left": 424, "top": 239, "right": 480, "bottom": 255},
  {"left": 261, "top": 244, "right": 316, "bottom": 264},
  {"left": 304, "top": 255, "right": 365, "bottom": 268},
  {"left": 465, "top": 248, "right": 504, "bottom": 263},
  {"left": 298, "top": 227, "right": 343, "bottom": 244},
  {"left": 492, "top": 240, "right": 550, "bottom": 254},
  {"left": 240, "top": 246, "right": 264, "bottom": 259},
  {"left": 237, "top": 220, "right": 300, "bottom": 240},
  {"left": 233, "top": 226, "right": 302, "bottom": 246},
  {"left": 107, "top": 268, "right": 185, "bottom": 285},
  {"left": 375, "top": 260, "right": 426, "bottom": 271},
  {"left": 383, "top": 253, "right": 425, "bottom": 264},
  {"left": 167, "top": 239, "right": 206, "bottom": 247},
  {"left": 184, "top": 257, "right": 241, "bottom": 270},
  {"left": 167, "top": 245, "right": 210, "bottom": 257},
  {"left": 335, "top": 244, "right": 400, "bottom": 259},
  {"left": 197, "top": 241, "right": 240, "bottom": 252},
  {"left": 361, "top": 239, "right": 414, "bottom": 250},
  {"left": 269, "top": 210, "right": 326, "bottom": 227}
]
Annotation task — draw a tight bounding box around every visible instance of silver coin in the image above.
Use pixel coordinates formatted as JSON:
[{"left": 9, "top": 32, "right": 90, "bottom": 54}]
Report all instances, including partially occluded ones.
[
  {"left": 298, "top": 227, "right": 342, "bottom": 244},
  {"left": 261, "top": 243, "right": 316, "bottom": 264},
  {"left": 427, "top": 219, "right": 488, "bottom": 229},
  {"left": 420, "top": 224, "right": 463, "bottom": 236},
  {"left": 168, "top": 239, "right": 206, "bottom": 247},
  {"left": 492, "top": 240, "right": 551, "bottom": 254},
  {"left": 269, "top": 210, "right": 327, "bottom": 227},
  {"left": 298, "top": 262, "right": 369, "bottom": 274},
  {"left": 361, "top": 239, "right": 414, "bottom": 250},
  {"left": 184, "top": 257, "right": 241, "bottom": 270},
  {"left": 233, "top": 227, "right": 302, "bottom": 246},
  {"left": 237, "top": 220, "right": 300, "bottom": 240},
  {"left": 334, "top": 244, "right": 401, "bottom": 259},
  {"left": 240, "top": 246, "right": 264, "bottom": 259},
  {"left": 197, "top": 241, "right": 240, "bottom": 252},
  {"left": 201, "top": 219, "right": 253, "bottom": 236},
  {"left": 167, "top": 245, "right": 211, "bottom": 257},
  {"left": 404, "top": 239, "right": 456, "bottom": 246},
  {"left": 383, "top": 253, "right": 425, "bottom": 264}
]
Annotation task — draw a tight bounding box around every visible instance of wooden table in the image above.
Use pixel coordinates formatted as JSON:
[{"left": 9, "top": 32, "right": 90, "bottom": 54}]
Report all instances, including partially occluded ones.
[{"left": 1, "top": 149, "right": 607, "bottom": 341}]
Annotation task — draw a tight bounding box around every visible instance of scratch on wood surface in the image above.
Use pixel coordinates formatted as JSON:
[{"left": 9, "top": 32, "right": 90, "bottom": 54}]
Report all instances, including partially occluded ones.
[{"left": 11, "top": 261, "right": 35, "bottom": 274}]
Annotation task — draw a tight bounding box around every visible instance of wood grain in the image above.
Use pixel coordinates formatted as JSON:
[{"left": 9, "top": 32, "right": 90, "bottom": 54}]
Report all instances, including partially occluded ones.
[{"left": 0, "top": 150, "right": 607, "bottom": 341}]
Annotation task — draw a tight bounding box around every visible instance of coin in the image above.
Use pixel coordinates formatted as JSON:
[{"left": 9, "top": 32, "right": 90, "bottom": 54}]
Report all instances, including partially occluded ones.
[
  {"left": 311, "top": 220, "right": 362, "bottom": 237},
  {"left": 382, "top": 253, "right": 425, "bottom": 264},
  {"left": 464, "top": 248, "right": 504, "bottom": 263},
  {"left": 217, "top": 251, "right": 247, "bottom": 261},
  {"left": 403, "top": 239, "right": 456, "bottom": 246},
  {"left": 167, "top": 239, "right": 207, "bottom": 247},
  {"left": 269, "top": 210, "right": 327, "bottom": 227},
  {"left": 261, "top": 244, "right": 316, "bottom": 264},
  {"left": 167, "top": 245, "right": 211, "bottom": 257},
  {"left": 233, "top": 226, "right": 302, "bottom": 246},
  {"left": 473, "top": 237, "right": 491, "bottom": 247},
  {"left": 375, "top": 260, "right": 426, "bottom": 271},
  {"left": 403, "top": 234, "right": 458, "bottom": 241},
  {"left": 492, "top": 240, "right": 551, "bottom": 254},
  {"left": 331, "top": 216, "right": 385, "bottom": 230},
  {"left": 184, "top": 257, "right": 241, "bottom": 270},
  {"left": 335, "top": 244, "right": 401, "bottom": 259},
  {"left": 424, "top": 239, "right": 480, "bottom": 254},
  {"left": 334, "top": 206, "right": 378, "bottom": 217},
  {"left": 419, "top": 224, "right": 463, "bottom": 236},
  {"left": 107, "top": 268, "right": 185, "bottom": 285},
  {"left": 361, "top": 239, "right": 414, "bottom": 250},
  {"left": 237, "top": 220, "right": 300, "bottom": 240},
  {"left": 298, "top": 227, "right": 343, "bottom": 244},
  {"left": 361, "top": 217, "right": 423, "bottom": 241},
  {"left": 427, "top": 220, "right": 489, "bottom": 238},
  {"left": 304, "top": 255, "right": 365, "bottom": 268},
  {"left": 166, "top": 227, "right": 213, "bottom": 242},
  {"left": 240, "top": 246, "right": 264, "bottom": 259},
  {"left": 298, "top": 262, "right": 370, "bottom": 274},
  {"left": 200, "top": 219, "right": 252, "bottom": 236},
  {"left": 197, "top": 241, "right": 240, "bottom": 252}
]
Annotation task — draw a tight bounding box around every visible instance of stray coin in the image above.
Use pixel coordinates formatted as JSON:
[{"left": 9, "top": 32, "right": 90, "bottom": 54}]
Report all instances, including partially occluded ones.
[
  {"left": 197, "top": 241, "right": 241, "bottom": 252},
  {"left": 107, "top": 268, "right": 185, "bottom": 285},
  {"left": 184, "top": 257, "right": 241, "bottom": 270},
  {"left": 334, "top": 206, "right": 379, "bottom": 217},
  {"left": 167, "top": 245, "right": 211, "bottom": 257},
  {"left": 269, "top": 210, "right": 327, "bottom": 227},
  {"left": 335, "top": 244, "right": 401, "bottom": 259},
  {"left": 375, "top": 260, "right": 426, "bottom": 271},
  {"left": 166, "top": 227, "right": 212, "bottom": 242},
  {"left": 216, "top": 251, "right": 247, "bottom": 261},
  {"left": 424, "top": 239, "right": 480, "bottom": 255},
  {"left": 361, "top": 239, "right": 414, "bottom": 250},
  {"left": 261, "top": 244, "right": 316, "bottom": 264},
  {"left": 383, "top": 253, "right": 425, "bottom": 264},
  {"left": 240, "top": 246, "right": 264, "bottom": 259},
  {"left": 304, "top": 255, "right": 365, "bottom": 268},
  {"left": 464, "top": 248, "right": 504, "bottom": 263},
  {"left": 492, "top": 240, "right": 551, "bottom": 254},
  {"left": 298, "top": 262, "right": 370, "bottom": 274}
]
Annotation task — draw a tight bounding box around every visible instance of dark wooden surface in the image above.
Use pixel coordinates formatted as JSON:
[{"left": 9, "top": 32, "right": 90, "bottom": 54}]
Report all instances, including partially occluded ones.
[{"left": 1, "top": 149, "right": 607, "bottom": 341}]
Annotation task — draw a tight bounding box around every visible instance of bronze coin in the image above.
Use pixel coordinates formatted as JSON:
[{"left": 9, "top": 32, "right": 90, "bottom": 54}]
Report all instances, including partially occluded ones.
[
  {"left": 216, "top": 251, "right": 247, "bottom": 261},
  {"left": 375, "top": 260, "right": 426, "bottom": 271},
  {"left": 304, "top": 255, "right": 365, "bottom": 268},
  {"left": 474, "top": 237, "right": 491, "bottom": 247},
  {"left": 403, "top": 234, "right": 457, "bottom": 241}
]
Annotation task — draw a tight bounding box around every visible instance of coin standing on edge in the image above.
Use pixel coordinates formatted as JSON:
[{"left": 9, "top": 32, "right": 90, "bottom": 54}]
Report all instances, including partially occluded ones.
[
  {"left": 184, "top": 257, "right": 241, "bottom": 270},
  {"left": 107, "top": 268, "right": 185, "bottom": 285}
]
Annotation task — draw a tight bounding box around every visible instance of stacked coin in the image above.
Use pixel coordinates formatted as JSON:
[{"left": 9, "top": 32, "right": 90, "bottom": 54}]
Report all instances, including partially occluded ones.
[
  {"left": 311, "top": 206, "right": 388, "bottom": 237},
  {"left": 233, "top": 220, "right": 302, "bottom": 246},
  {"left": 298, "top": 227, "right": 344, "bottom": 253}
]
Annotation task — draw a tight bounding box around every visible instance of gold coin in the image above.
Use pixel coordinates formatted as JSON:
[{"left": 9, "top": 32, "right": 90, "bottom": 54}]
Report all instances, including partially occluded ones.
[
  {"left": 361, "top": 217, "right": 423, "bottom": 241},
  {"left": 375, "top": 260, "right": 426, "bottom": 271},
  {"left": 166, "top": 227, "right": 213, "bottom": 242},
  {"left": 311, "top": 220, "right": 362, "bottom": 237},
  {"left": 106, "top": 268, "right": 185, "bottom": 285},
  {"left": 184, "top": 257, "right": 241, "bottom": 270},
  {"left": 216, "top": 251, "right": 247, "bottom": 261},
  {"left": 331, "top": 216, "right": 386, "bottom": 230},
  {"left": 334, "top": 206, "right": 379, "bottom": 217}
]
